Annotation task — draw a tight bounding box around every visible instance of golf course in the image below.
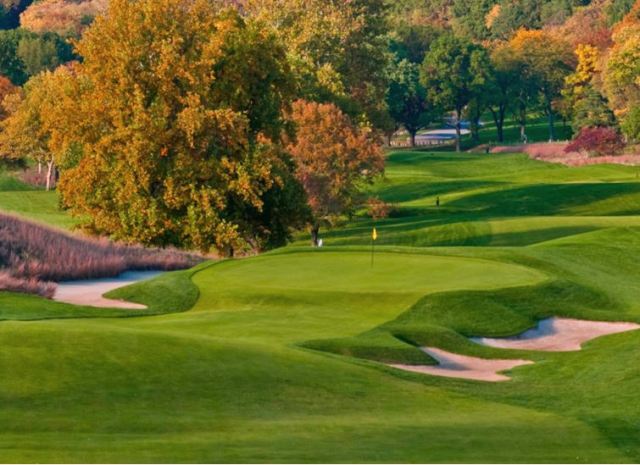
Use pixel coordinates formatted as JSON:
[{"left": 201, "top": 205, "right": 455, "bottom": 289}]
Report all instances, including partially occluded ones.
[{"left": 2, "top": 148, "right": 640, "bottom": 462}]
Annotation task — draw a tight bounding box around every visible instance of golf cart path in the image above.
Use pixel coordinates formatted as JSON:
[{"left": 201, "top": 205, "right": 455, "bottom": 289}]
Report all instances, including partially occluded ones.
[{"left": 53, "top": 271, "right": 162, "bottom": 309}]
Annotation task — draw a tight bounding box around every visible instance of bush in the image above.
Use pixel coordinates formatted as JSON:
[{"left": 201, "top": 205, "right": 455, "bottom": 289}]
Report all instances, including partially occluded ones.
[
  {"left": 366, "top": 197, "right": 394, "bottom": 220},
  {"left": 565, "top": 127, "right": 625, "bottom": 157}
]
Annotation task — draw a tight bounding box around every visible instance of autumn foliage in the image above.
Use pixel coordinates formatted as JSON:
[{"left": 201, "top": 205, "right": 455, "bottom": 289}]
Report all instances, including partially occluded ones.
[
  {"left": 286, "top": 99, "right": 384, "bottom": 243},
  {"left": 367, "top": 197, "right": 394, "bottom": 220},
  {"left": 19, "top": 0, "right": 306, "bottom": 255},
  {"left": 20, "top": 0, "right": 107, "bottom": 36},
  {"left": 565, "top": 127, "right": 625, "bottom": 157}
]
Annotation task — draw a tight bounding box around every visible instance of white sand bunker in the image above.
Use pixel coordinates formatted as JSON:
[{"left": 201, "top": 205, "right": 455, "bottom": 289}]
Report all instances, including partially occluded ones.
[
  {"left": 389, "top": 347, "right": 533, "bottom": 382},
  {"left": 472, "top": 317, "right": 640, "bottom": 352},
  {"left": 53, "top": 271, "right": 162, "bottom": 309}
]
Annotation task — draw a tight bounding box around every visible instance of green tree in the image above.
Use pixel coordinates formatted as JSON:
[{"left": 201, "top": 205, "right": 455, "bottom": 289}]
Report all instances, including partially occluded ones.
[
  {"left": 0, "top": 29, "right": 74, "bottom": 84},
  {"left": 622, "top": 105, "right": 640, "bottom": 142},
  {"left": 16, "top": 32, "right": 74, "bottom": 77},
  {"left": 244, "top": 0, "right": 390, "bottom": 128},
  {"left": 510, "top": 29, "right": 575, "bottom": 141},
  {"left": 486, "top": 42, "right": 522, "bottom": 142},
  {"left": 420, "top": 34, "right": 492, "bottom": 151},
  {"left": 572, "top": 86, "right": 616, "bottom": 131},
  {"left": 387, "top": 59, "right": 432, "bottom": 147},
  {"left": 606, "top": 0, "right": 635, "bottom": 25},
  {"left": 452, "top": 0, "right": 495, "bottom": 40},
  {"left": 0, "top": 30, "right": 26, "bottom": 84},
  {"left": 389, "top": 23, "right": 444, "bottom": 65}
]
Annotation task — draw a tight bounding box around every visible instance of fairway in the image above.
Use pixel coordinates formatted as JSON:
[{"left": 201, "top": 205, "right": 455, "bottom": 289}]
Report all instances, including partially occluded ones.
[{"left": 3, "top": 150, "right": 640, "bottom": 462}]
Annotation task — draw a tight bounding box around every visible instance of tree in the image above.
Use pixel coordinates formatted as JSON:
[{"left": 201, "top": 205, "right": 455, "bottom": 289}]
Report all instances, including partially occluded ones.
[
  {"left": 571, "top": 86, "right": 616, "bottom": 131},
  {"left": 509, "top": 29, "right": 575, "bottom": 141},
  {"left": 0, "top": 30, "right": 26, "bottom": 84},
  {"left": 20, "top": 0, "right": 107, "bottom": 37},
  {"left": 452, "top": 0, "right": 495, "bottom": 40},
  {"left": 286, "top": 100, "right": 384, "bottom": 246},
  {"left": 0, "top": 74, "right": 16, "bottom": 120},
  {"left": 389, "top": 23, "right": 443, "bottom": 65},
  {"left": 606, "top": 0, "right": 635, "bottom": 25},
  {"left": 0, "top": 67, "right": 75, "bottom": 189},
  {"left": 604, "top": 3, "right": 640, "bottom": 116},
  {"left": 243, "top": 0, "right": 390, "bottom": 128},
  {"left": 0, "top": 0, "right": 33, "bottom": 30},
  {"left": 490, "top": 0, "right": 576, "bottom": 39},
  {"left": 23, "top": 0, "right": 308, "bottom": 255},
  {"left": 622, "top": 106, "right": 640, "bottom": 142},
  {"left": 0, "top": 29, "right": 74, "bottom": 85},
  {"left": 487, "top": 42, "right": 522, "bottom": 142},
  {"left": 420, "top": 34, "right": 492, "bottom": 152},
  {"left": 387, "top": 59, "right": 432, "bottom": 147},
  {"left": 17, "top": 32, "right": 74, "bottom": 76}
]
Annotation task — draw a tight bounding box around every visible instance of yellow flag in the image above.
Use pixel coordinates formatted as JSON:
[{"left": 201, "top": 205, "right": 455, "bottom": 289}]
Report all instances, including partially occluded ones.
[{"left": 372, "top": 227, "right": 378, "bottom": 241}]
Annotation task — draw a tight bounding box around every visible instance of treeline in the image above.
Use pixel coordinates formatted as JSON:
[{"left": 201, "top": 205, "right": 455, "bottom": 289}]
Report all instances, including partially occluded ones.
[{"left": 0, "top": 0, "right": 638, "bottom": 255}]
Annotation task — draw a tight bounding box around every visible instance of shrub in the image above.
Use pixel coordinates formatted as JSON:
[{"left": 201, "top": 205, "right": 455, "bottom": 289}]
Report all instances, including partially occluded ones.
[
  {"left": 565, "top": 127, "right": 625, "bottom": 157},
  {"left": 366, "top": 197, "right": 394, "bottom": 220}
]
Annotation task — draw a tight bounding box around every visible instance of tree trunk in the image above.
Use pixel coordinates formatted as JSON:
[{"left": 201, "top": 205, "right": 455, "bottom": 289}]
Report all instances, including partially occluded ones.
[
  {"left": 518, "top": 104, "right": 527, "bottom": 143},
  {"left": 45, "top": 159, "right": 55, "bottom": 191},
  {"left": 386, "top": 133, "right": 392, "bottom": 147},
  {"left": 497, "top": 106, "right": 506, "bottom": 143},
  {"left": 490, "top": 108, "right": 504, "bottom": 143},
  {"left": 37, "top": 162, "right": 42, "bottom": 174},
  {"left": 310, "top": 224, "right": 320, "bottom": 247},
  {"left": 455, "top": 109, "right": 462, "bottom": 152},
  {"left": 546, "top": 102, "right": 555, "bottom": 142},
  {"left": 410, "top": 130, "right": 417, "bottom": 147}
]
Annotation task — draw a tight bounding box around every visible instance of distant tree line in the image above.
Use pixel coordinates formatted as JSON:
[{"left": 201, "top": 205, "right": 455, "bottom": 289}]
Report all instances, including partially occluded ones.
[{"left": 0, "top": 0, "right": 639, "bottom": 254}]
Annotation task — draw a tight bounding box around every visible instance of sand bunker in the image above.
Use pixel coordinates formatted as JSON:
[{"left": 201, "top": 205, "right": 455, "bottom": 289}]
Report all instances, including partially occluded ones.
[
  {"left": 389, "top": 347, "right": 533, "bottom": 382},
  {"left": 472, "top": 317, "right": 640, "bottom": 352},
  {"left": 53, "top": 271, "right": 162, "bottom": 309}
]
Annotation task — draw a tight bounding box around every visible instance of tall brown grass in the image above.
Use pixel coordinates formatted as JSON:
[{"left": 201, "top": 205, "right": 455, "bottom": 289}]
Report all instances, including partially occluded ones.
[{"left": 0, "top": 213, "right": 202, "bottom": 298}]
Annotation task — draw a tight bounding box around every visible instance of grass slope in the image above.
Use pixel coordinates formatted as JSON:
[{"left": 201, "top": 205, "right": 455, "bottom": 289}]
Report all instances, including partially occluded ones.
[
  {"left": 3, "top": 151, "right": 640, "bottom": 462},
  {"left": 0, "top": 170, "right": 74, "bottom": 228}
]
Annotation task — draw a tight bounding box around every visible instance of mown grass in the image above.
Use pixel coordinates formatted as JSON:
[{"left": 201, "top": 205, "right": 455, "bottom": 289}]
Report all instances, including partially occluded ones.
[
  {"left": 0, "top": 170, "right": 74, "bottom": 228},
  {"left": 3, "top": 143, "right": 640, "bottom": 461}
]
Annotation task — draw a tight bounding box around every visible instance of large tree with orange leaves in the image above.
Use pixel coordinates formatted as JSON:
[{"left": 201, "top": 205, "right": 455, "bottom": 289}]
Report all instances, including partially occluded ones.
[
  {"left": 16, "top": 0, "right": 307, "bottom": 255},
  {"left": 286, "top": 99, "right": 384, "bottom": 245}
]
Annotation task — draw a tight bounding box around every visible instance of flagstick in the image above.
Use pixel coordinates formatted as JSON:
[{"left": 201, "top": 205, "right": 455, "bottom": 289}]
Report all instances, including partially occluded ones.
[
  {"left": 371, "top": 226, "right": 375, "bottom": 268},
  {"left": 371, "top": 237, "right": 374, "bottom": 268}
]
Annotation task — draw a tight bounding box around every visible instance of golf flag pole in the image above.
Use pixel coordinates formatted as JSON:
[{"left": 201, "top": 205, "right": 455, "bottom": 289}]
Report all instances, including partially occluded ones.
[{"left": 371, "top": 226, "right": 377, "bottom": 268}]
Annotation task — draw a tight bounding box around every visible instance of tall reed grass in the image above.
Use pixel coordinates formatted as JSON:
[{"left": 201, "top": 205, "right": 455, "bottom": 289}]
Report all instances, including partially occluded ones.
[{"left": 0, "top": 213, "right": 202, "bottom": 298}]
